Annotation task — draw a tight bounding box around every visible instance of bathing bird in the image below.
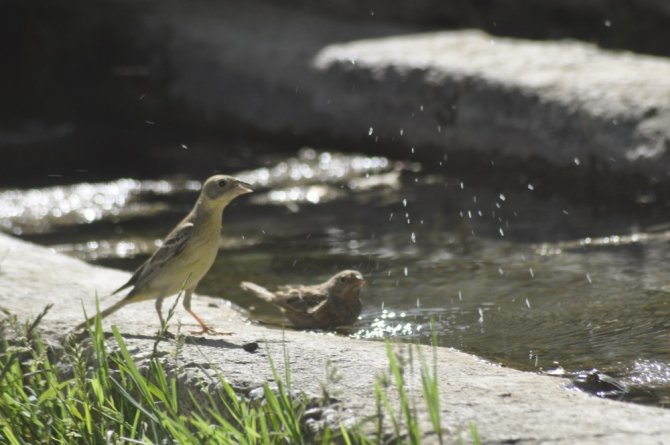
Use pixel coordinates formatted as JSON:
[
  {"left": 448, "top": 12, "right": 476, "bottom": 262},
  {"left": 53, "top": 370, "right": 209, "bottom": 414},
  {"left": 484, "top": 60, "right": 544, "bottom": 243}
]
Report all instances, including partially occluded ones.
[{"left": 240, "top": 270, "right": 365, "bottom": 329}]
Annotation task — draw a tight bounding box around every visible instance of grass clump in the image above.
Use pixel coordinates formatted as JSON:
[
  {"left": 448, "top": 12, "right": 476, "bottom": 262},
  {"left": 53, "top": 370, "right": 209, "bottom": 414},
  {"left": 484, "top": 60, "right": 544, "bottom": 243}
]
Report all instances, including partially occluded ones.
[
  {"left": 0, "top": 306, "right": 313, "bottom": 444},
  {"left": 0, "top": 307, "right": 474, "bottom": 444}
]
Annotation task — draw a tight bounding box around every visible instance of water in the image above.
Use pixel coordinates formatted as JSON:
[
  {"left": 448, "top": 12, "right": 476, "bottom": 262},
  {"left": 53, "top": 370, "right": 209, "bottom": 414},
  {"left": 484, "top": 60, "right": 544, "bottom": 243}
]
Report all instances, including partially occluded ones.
[{"left": 3, "top": 147, "right": 670, "bottom": 408}]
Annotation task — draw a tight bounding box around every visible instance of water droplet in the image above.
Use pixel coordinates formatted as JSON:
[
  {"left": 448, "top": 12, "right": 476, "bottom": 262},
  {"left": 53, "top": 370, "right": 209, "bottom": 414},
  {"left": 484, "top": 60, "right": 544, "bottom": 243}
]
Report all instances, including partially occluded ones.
[
  {"left": 368, "top": 127, "right": 374, "bottom": 136},
  {"left": 525, "top": 298, "right": 531, "bottom": 308},
  {"left": 499, "top": 194, "right": 506, "bottom": 201},
  {"left": 527, "top": 183, "right": 535, "bottom": 191},
  {"left": 410, "top": 232, "right": 416, "bottom": 243},
  {"left": 529, "top": 268, "right": 534, "bottom": 278},
  {"left": 586, "top": 273, "right": 592, "bottom": 284},
  {"left": 478, "top": 308, "right": 484, "bottom": 323},
  {"left": 499, "top": 228, "right": 505, "bottom": 236},
  {"left": 574, "top": 157, "right": 580, "bottom": 166},
  {"left": 403, "top": 267, "right": 408, "bottom": 276},
  {"left": 402, "top": 198, "right": 407, "bottom": 207},
  {"left": 399, "top": 128, "right": 404, "bottom": 136}
]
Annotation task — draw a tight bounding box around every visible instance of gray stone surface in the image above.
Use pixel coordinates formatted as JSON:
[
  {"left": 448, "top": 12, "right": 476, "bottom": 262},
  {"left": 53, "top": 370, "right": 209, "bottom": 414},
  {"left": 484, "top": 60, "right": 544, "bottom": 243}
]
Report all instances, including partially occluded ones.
[
  {"left": 2, "top": 231, "right": 670, "bottom": 444},
  {"left": 151, "top": 0, "right": 670, "bottom": 176},
  {"left": 312, "top": 31, "right": 670, "bottom": 170}
]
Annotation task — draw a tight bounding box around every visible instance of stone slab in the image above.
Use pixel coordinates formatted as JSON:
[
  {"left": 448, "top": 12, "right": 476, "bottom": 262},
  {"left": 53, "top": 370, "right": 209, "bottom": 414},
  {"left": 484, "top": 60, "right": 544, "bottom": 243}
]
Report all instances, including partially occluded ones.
[{"left": 2, "top": 232, "right": 670, "bottom": 443}]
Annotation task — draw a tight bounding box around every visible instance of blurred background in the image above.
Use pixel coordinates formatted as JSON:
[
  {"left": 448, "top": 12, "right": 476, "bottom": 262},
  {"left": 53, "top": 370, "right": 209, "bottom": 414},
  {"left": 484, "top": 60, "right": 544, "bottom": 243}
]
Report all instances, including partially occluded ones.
[{"left": 3, "top": 0, "right": 670, "bottom": 407}]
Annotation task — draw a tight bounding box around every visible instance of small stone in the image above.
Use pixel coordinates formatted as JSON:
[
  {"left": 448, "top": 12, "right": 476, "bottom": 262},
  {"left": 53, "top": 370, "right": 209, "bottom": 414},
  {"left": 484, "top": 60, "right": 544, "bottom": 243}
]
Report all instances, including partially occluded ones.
[{"left": 242, "top": 341, "right": 259, "bottom": 353}]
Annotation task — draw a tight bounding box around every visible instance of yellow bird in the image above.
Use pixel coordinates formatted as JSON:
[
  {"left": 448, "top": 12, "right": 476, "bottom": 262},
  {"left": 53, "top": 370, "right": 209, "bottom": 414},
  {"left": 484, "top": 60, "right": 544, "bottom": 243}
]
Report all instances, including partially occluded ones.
[{"left": 76, "top": 174, "right": 252, "bottom": 335}]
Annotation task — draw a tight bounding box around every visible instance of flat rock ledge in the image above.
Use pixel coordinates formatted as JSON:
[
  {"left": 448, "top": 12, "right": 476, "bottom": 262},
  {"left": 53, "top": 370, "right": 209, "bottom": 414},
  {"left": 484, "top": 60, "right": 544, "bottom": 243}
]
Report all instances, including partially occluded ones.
[
  {"left": 1, "top": 232, "right": 670, "bottom": 444},
  {"left": 151, "top": 0, "right": 670, "bottom": 175}
]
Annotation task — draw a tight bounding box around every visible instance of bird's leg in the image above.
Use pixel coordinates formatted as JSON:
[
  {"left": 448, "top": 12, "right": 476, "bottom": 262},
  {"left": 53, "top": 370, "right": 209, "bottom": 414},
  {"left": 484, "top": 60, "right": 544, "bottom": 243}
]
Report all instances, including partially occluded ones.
[{"left": 183, "top": 288, "right": 232, "bottom": 336}]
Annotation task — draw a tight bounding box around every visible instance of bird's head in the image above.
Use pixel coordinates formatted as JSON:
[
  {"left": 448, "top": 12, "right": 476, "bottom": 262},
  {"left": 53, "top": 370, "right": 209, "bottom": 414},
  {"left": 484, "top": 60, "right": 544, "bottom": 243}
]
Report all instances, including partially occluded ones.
[
  {"left": 201, "top": 174, "right": 253, "bottom": 207},
  {"left": 328, "top": 270, "right": 366, "bottom": 295}
]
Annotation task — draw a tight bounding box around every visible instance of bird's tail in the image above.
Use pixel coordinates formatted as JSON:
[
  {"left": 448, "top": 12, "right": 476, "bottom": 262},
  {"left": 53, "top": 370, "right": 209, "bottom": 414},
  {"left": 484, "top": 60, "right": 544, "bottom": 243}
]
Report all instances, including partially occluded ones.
[
  {"left": 74, "top": 298, "right": 129, "bottom": 332},
  {"left": 240, "top": 281, "right": 275, "bottom": 302}
]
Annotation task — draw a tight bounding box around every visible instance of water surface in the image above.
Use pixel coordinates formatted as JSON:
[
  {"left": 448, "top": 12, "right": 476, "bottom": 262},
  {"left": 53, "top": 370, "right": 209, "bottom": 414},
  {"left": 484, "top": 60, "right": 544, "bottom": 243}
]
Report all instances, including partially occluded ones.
[{"left": 3, "top": 147, "right": 670, "bottom": 407}]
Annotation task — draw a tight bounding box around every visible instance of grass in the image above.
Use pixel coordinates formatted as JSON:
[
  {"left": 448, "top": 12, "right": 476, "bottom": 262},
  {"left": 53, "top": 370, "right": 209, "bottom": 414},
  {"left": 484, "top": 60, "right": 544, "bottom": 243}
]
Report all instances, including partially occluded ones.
[{"left": 0, "top": 307, "right": 477, "bottom": 444}]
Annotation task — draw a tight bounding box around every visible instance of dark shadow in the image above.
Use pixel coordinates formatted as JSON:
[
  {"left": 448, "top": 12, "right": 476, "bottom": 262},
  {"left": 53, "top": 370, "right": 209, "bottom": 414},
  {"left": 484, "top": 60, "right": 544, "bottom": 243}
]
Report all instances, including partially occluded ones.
[
  {"left": 182, "top": 335, "right": 242, "bottom": 350},
  {"left": 68, "top": 329, "right": 247, "bottom": 350}
]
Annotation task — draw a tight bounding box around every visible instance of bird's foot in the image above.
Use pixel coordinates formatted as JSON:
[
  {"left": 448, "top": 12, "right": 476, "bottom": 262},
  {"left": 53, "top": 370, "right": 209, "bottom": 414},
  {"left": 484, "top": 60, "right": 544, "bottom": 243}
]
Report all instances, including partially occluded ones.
[{"left": 189, "top": 326, "right": 233, "bottom": 336}]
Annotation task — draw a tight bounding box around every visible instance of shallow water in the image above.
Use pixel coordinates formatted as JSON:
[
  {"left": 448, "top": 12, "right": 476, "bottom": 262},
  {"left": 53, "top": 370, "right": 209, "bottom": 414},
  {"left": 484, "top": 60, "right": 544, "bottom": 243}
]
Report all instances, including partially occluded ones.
[{"left": 3, "top": 147, "right": 670, "bottom": 407}]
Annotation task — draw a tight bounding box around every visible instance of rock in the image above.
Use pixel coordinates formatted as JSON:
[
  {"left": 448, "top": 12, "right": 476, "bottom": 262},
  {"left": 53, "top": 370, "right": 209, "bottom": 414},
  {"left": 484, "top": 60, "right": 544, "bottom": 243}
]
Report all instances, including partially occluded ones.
[
  {"left": 2, "top": 231, "right": 670, "bottom": 443},
  {"left": 275, "top": 0, "right": 670, "bottom": 57},
  {"left": 311, "top": 30, "right": 670, "bottom": 173},
  {"left": 242, "top": 341, "right": 260, "bottom": 353},
  {"left": 153, "top": 0, "right": 670, "bottom": 175},
  {"left": 6, "top": 0, "right": 670, "bottom": 183}
]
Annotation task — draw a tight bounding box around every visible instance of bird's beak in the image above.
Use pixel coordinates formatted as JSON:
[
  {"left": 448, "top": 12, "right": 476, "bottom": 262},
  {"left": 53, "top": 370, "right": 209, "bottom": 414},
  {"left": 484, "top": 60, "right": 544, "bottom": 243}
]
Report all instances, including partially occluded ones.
[{"left": 234, "top": 180, "right": 254, "bottom": 195}]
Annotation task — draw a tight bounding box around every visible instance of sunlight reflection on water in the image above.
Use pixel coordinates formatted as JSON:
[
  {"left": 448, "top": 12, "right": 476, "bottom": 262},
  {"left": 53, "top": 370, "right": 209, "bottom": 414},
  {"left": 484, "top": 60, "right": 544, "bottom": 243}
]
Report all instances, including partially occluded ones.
[{"left": 0, "top": 179, "right": 199, "bottom": 235}]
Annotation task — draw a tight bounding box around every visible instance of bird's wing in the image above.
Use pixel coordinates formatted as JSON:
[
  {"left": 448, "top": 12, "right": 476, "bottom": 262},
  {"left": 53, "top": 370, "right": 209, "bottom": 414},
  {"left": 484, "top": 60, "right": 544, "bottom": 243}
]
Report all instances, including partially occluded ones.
[
  {"left": 276, "top": 287, "right": 328, "bottom": 314},
  {"left": 116, "top": 222, "right": 195, "bottom": 296},
  {"left": 305, "top": 298, "right": 330, "bottom": 315}
]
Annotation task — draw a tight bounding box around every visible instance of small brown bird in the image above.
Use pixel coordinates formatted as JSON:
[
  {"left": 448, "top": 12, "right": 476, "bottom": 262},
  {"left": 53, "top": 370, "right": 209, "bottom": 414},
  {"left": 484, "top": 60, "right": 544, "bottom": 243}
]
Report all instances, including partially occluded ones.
[
  {"left": 76, "top": 174, "right": 252, "bottom": 335},
  {"left": 240, "top": 270, "right": 365, "bottom": 329}
]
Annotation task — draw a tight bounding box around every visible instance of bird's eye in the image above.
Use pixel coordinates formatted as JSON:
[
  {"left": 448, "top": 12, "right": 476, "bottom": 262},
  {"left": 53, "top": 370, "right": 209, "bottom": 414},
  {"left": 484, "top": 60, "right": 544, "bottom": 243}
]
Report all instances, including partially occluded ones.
[{"left": 217, "top": 179, "right": 228, "bottom": 188}]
